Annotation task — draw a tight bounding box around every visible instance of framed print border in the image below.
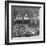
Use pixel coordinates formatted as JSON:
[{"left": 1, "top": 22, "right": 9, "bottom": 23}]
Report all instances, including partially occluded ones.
[{"left": 5, "top": 1, "right": 45, "bottom": 45}]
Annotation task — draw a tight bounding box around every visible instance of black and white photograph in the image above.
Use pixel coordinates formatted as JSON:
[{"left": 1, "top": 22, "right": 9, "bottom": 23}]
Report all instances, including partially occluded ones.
[
  {"left": 5, "top": 1, "right": 45, "bottom": 45},
  {"left": 11, "top": 6, "right": 40, "bottom": 38}
]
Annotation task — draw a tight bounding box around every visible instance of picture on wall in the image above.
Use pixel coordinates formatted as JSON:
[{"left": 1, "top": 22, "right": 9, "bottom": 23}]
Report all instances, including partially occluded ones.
[{"left": 5, "top": 1, "right": 45, "bottom": 45}]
